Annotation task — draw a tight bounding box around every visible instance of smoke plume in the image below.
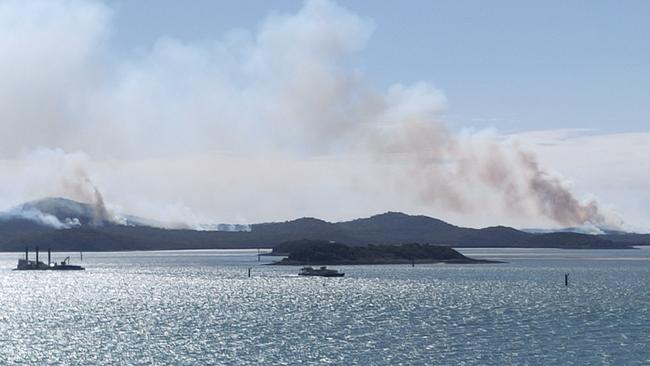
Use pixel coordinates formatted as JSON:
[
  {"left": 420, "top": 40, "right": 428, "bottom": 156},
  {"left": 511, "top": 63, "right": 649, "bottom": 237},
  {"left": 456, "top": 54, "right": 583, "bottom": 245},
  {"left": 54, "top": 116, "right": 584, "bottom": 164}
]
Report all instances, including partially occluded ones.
[
  {"left": 0, "top": 149, "right": 114, "bottom": 226},
  {"left": 364, "top": 111, "right": 619, "bottom": 229},
  {"left": 0, "top": 0, "right": 622, "bottom": 230}
]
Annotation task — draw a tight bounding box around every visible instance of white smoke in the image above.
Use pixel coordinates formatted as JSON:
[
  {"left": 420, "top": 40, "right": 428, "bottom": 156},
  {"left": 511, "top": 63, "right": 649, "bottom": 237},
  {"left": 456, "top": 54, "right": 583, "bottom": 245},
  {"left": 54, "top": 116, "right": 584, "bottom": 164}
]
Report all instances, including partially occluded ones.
[
  {"left": 0, "top": 207, "right": 80, "bottom": 229},
  {"left": 0, "top": 0, "right": 624, "bottom": 229}
]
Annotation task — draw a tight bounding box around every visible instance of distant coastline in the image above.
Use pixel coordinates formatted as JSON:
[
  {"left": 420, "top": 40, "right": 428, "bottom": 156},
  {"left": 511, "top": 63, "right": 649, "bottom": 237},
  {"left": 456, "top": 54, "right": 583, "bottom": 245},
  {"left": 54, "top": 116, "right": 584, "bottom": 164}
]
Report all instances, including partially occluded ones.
[{"left": 0, "top": 199, "right": 638, "bottom": 252}]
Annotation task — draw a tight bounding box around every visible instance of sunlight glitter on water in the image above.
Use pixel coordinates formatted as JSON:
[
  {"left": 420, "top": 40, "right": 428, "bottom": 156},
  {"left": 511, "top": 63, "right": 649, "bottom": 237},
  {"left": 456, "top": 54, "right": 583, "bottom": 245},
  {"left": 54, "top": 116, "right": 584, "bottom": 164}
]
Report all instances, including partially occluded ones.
[{"left": 0, "top": 249, "right": 649, "bottom": 365}]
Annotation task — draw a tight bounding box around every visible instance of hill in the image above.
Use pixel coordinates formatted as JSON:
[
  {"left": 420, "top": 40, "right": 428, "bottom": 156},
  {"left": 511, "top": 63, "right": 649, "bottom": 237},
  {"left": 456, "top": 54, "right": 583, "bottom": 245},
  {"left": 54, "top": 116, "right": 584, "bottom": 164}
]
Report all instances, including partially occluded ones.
[
  {"left": 0, "top": 198, "right": 631, "bottom": 251},
  {"left": 8, "top": 197, "right": 107, "bottom": 227}
]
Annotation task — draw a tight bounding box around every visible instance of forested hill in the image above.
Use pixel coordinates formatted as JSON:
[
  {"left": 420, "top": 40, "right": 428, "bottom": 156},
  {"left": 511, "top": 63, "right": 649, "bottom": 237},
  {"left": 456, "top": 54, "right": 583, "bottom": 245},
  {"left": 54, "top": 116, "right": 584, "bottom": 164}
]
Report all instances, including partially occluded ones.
[{"left": 0, "top": 205, "right": 630, "bottom": 251}]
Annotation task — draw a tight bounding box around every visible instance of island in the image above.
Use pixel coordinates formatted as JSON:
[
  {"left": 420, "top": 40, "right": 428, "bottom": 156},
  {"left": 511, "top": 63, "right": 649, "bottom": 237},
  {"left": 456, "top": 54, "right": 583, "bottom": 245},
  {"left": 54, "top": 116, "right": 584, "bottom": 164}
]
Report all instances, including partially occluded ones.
[{"left": 270, "top": 239, "right": 502, "bottom": 265}]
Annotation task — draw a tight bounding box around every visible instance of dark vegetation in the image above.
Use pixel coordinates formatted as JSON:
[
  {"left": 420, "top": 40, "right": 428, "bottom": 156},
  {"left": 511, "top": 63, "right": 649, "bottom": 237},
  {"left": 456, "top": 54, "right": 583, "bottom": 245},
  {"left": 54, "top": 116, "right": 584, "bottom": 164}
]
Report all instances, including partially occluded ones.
[
  {"left": 0, "top": 206, "right": 633, "bottom": 252},
  {"left": 601, "top": 233, "right": 650, "bottom": 246},
  {"left": 271, "top": 239, "right": 495, "bottom": 265}
]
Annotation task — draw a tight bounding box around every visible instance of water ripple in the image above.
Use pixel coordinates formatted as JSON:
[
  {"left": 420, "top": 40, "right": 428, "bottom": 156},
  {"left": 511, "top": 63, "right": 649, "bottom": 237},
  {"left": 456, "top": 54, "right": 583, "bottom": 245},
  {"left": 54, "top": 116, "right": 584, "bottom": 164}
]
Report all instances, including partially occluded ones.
[{"left": 0, "top": 249, "right": 649, "bottom": 365}]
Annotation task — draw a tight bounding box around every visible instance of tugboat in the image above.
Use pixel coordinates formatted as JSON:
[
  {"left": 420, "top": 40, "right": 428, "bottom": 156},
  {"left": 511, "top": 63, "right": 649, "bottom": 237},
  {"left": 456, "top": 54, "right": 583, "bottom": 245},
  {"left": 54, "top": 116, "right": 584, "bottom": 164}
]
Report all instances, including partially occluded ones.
[
  {"left": 298, "top": 266, "right": 344, "bottom": 277},
  {"left": 14, "top": 247, "right": 85, "bottom": 271}
]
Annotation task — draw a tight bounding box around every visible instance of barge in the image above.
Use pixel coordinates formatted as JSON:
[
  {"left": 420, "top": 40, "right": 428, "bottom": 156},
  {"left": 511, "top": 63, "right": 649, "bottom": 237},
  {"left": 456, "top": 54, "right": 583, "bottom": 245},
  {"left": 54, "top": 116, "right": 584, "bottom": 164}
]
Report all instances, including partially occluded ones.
[{"left": 14, "top": 247, "right": 85, "bottom": 271}]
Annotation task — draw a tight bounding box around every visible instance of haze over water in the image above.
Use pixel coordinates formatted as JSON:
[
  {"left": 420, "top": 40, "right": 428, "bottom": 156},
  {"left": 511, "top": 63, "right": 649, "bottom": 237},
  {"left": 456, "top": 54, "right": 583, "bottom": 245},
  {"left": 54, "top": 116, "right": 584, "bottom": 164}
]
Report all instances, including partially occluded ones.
[{"left": 1, "top": 248, "right": 648, "bottom": 365}]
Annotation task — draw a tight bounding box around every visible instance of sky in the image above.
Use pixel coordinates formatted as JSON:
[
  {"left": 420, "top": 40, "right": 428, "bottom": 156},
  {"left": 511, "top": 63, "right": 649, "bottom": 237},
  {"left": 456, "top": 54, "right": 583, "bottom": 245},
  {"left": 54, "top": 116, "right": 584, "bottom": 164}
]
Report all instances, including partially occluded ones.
[
  {"left": 107, "top": 0, "right": 650, "bottom": 133},
  {"left": 0, "top": 0, "right": 648, "bottom": 230}
]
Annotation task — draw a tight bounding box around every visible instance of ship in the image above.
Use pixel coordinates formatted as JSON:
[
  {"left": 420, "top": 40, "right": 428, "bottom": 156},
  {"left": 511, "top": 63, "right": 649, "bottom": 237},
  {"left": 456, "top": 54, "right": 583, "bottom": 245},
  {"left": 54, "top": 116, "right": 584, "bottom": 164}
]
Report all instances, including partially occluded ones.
[
  {"left": 14, "top": 247, "right": 85, "bottom": 271},
  {"left": 298, "top": 266, "right": 344, "bottom": 277}
]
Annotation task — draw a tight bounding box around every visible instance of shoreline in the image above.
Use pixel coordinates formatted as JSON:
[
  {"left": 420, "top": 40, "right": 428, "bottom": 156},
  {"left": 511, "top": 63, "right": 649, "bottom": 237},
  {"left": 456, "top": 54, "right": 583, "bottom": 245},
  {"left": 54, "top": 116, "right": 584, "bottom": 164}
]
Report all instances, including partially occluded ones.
[
  {"left": 271, "top": 258, "right": 505, "bottom": 265},
  {"left": 0, "top": 245, "right": 641, "bottom": 254}
]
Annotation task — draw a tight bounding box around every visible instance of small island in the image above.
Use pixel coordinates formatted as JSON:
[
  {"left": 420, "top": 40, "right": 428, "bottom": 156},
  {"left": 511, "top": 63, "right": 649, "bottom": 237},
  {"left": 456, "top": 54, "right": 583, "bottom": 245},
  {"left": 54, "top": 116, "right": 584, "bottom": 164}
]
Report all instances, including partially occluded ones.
[{"left": 270, "top": 239, "right": 501, "bottom": 265}]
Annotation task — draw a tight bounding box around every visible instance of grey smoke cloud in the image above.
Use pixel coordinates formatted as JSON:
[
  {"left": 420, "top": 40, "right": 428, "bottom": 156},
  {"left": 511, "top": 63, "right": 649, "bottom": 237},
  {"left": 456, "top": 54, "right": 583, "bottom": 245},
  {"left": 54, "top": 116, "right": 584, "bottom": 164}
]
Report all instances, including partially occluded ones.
[{"left": 0, "top": 0, "right": 621, "bottom": 230}]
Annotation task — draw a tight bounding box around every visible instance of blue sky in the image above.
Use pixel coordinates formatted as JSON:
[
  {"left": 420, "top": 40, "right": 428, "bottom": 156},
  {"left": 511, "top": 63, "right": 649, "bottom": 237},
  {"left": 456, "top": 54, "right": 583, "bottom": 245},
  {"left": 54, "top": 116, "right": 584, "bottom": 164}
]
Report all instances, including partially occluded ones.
[{"left": 107, "top": 0, "right": 650, "bottom": 134}]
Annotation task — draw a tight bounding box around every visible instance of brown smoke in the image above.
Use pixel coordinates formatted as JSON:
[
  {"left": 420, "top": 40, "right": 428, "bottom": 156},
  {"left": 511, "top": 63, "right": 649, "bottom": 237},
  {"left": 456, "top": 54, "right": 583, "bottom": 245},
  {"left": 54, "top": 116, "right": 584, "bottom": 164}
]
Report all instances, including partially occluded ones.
[
  {"left": 518, "top": 150, "right": 606, "bottom": 227},
  {"left": 87, "top": 177, "right": 110, "bottom": 226},
  {"left": 366, "top": 116, "right": 618, "bottom": 229},
  {"left": 58, "top": 159, "right": 111, "bottom": 226}
]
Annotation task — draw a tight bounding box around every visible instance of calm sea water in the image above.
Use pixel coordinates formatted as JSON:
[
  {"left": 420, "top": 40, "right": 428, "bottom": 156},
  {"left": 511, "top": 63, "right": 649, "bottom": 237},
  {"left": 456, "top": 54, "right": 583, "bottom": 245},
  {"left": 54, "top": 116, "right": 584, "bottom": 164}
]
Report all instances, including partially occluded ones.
[{"left": 1, "top": 247, "right": 649, "bottom": 365}]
